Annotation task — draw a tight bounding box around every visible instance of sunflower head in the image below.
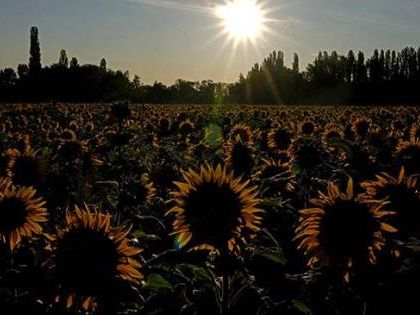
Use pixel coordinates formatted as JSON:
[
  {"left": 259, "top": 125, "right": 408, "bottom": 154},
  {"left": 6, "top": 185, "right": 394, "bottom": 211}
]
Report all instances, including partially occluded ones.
[
  {"left": 5, "top": 143, "right": 48, "bottom": 186},
  {"left": 43, "top": 204, "right": 142, "bottom": 311},
  {"left": 110, "top": 102, "right": 131, "bottom": 121},
  {"left": 295, "top": 178, "right": 397, "bottom": 283},
  {"left": 255, "top": 158, "right": 295, "bottom": 196},
  {"left": 268, "top": 127, "right": 293, "bottom": 152},
  {"left": 167, "top": 164, "right": 263, "bottom": 254},
  {"left": 351, "top": 117, "right": 371, "bottom": 139},
  {"left": 119, "top": 175, "right": 156, "bottom": 209},
  {"left": 361, "top": 167, "right": 420, "bottom": 239},
  {"left": 230, "top": 124, "right": 253, "bottom": 146},
  {"left": 409, "top": 124, "right": 420, "bottom": 142},
  {"left": 178, "top": 119, "right": 195, "bottom": 136},
  {"left": 58, "top": 140, "right": 86, "bottom": 162},
  {"left": 322, "top": 123, "right": 344, "bottom": 146},
  {"left": 289, "top": 138, "right": 325, "bottom": 175},
  {"left": 395, "top": 138, "right": 420, "bottom": 175},
  {"left": 300, "top": 119, "right": 316, "bottom": 136},
  {"left": 0, "top": 178, "right": 47, "bottom": 250},
  {"left": 224, "top": 135, "right": 255, "bottom": 177}
]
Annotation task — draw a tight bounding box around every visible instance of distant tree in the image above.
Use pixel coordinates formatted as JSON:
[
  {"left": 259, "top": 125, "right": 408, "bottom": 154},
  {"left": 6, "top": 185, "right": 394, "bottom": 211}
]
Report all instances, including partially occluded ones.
[
  {"left": 0, "top": 68, "right": 17, "bottom": 86},
  {"left": 355, "top": 51, "right": 367, "bottom": 83},
  {"left": 59, "top": 49, "right": 69, "bottom": 67},
  {"left": 346, "top": 50, "right": 355, "bottom": 82},
  {"left": 70, "top": 57, "right": 79, "bottom": 69},
  {"left": 132, "top": 75, "right": 141, "bottom": 89},
  {"left": 17, "top": 64, "right": 29, "bottom": 80},
  {"left": 292, "top": 53, "right": 299, "bottom": 73},
  {"left": 29, "top": 26, "right": 41, "bottom": 76},
  {"left": 100, "top": 58, "right": 107, "bottom": 71}
]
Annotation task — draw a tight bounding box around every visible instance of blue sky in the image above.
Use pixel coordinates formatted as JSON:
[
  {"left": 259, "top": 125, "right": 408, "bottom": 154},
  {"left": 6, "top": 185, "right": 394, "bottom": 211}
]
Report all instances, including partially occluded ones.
[{"left": 0, "top": 0, "right": 419, "bottom": 84}]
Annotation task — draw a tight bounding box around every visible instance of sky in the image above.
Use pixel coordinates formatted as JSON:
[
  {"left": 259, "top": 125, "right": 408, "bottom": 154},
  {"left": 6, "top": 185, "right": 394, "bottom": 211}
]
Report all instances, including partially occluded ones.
[{"left": 0, "top": 0, "right": 419, "bottom": 84}]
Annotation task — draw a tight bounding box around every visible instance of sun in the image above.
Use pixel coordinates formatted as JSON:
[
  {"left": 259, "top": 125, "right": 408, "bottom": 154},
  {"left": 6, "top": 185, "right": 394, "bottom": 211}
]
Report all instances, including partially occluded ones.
[{"left": 216, "top": 0, "right": 266, "bottom": 42}]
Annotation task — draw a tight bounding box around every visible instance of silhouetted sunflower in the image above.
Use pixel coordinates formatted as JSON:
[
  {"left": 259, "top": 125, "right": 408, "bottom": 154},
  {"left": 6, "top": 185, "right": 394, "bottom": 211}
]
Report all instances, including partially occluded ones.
[
  {"left": 295, "top": 178, "right": 397, "bottom": 283},
  {"left": 230, "top": 124, "right": 254, "bottom": 145},
  {"left": 289, "top": 138, "right": 325, "bottom": 175},
  {"left": 178, "top": 119, "right": 195, "bottom": 136},
  {"left": 0, "top": 178, "right": 47, "bottom": 250},
  {"left": 254, "top": 158, "right": 295, "bottom": 196},
  {"left": 224, "top": 135, "right": 255, "bottom": 177},
  {"left": 60, "top": 129, "right": 77, "bottom": 141},
  {"left": 43, "top": 204, "right": 143, "bottom": 311},
  {"left": 300, "top": 119, "right": 316, "bottom": 136},
  {"left": 396, "top": 138, "right": 420, "bottom": 174},
  {"left": 110, "top": 102, "right": 131, "bottom": 121},
  {"left": 267, "top": 127, "right": 293, "bottom": 152},
  {"left": 322, "top": 123, "right": 344, "bottom": 146},
  {"left": 351, "top": 117, "right": 371, "bottom": 139},
  {"left": 119, "top": 175, "right": 156, "bottom": 208},
  {"left": 167, "top": 164, "right": 263, "bottom": 254},
  {"left": 409, "top": 124, "right": 420, "bottom": 142},
  {"left": 58, "top": 139, "right": 87, "bottom": 162},
  {"left": 361, "top": 167, "right": 420, "bottom": 239},
  {"left": 6, "top": 142, "right": 47, "bottom": 186}
]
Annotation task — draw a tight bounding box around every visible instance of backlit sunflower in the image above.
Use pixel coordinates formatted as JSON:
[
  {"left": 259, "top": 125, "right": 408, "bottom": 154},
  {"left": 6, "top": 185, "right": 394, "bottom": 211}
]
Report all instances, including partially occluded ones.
[
  {"left": 351, "top": 117, "right": 372, "bottom": 139},
  {"left": 395, "top": 138, "right": 420, "bottom": 174},
  {"left": 322, "top": 123, "right": 344, "bottom": 146},
  {"left": 167, "top": 164, "right": 263, "bottom": 254},
  {"left": 295, "top": 178, "right": 397, "bottom": 283},
  {"left": 254, "top": 158, "right": 295, "bottom": 196},
  {"left": 299, "top": 119, "right": 316, "bottom": 136},
  {"left": 43, "top": 204, "right": 143, "bottom": 311},
  {"left": 119, "top": 175, "right": 156, "bottom": 209},
  {"left": 224, "top": 135, "right": 255, "bottom": 177},
  {"left": 6, "top": 140, "right": 47, "bottom": 186},
  {"left": 178, "top": 119, "right": 195, "bottom": 136},
  {"left": 230, "top": 124, "right": 254, "bottom": 146},
  {"left": 361, "top": 167, "right": 420, "bottom": 239},
  {"left": 409, "top": 124, "right": 420, "bottom": 142},
  {"left": 267, "top": 127, "right": 293, "bottom": 152},
  {"left": 0, "top": 178, "right": 47, "bottom": 250}
]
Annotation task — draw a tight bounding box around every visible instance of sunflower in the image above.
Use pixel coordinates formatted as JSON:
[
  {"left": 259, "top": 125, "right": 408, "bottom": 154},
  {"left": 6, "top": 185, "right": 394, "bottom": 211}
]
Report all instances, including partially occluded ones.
[
  {"left": 267, "top": 127, "right": 293, "bottom": 152},
  {"left": 295, "top": 178, "right": 397, "bottom": 283},
  {"left": 110, "top": 102, "right": 131, "bottom": 121},
  {"left": 0, "top": 178, "right": 47, "bottom": 250},
  {"left": 119, "top": 175, "right": 156, "bottom": 208},
  {"left": 60, "top": 129, "right": 77, "bottom": 141},
  {"left": 167, "top": 164, "right": 263, "bottom": 254},
  {"left": 224, "top": 135, "right": 255, "bottom": 177},
  {"left": 361, "top": 167, "right": 420, "bottom": 239},
  {"left": 254, "top": 158, "right": 295, "bottom": 196},
  {"left": 289, "top": 138, "right": 325, "bottom": 176},
  {"left": 351, "top": 117, "right": 372, "bottom": 139},
  {"left": 5, "top": 140, "right": 47, "bottom": 186},
  {"left": 57, "top": 139, "right": 87, "bottom": 162},
  {"left": 178, "top": 119, "right": 195, "bottom": 136},
  {"left": 409, "top": 124, "right": 420, "bottom": 142},
  {"left": 322, "top": 123, "right": 344, "bottom": 146},
  {"left": 230, "top": 124, "right": 254, "bottom": 146},
  {"left": 299, "top": 119, "right": 316, "bottom": 136},
  {"left": 395, "top": 138, "right": 420, "bottom": 174},
  {"left": 43, "top": 204, "right": 143, "bottom": 311}
]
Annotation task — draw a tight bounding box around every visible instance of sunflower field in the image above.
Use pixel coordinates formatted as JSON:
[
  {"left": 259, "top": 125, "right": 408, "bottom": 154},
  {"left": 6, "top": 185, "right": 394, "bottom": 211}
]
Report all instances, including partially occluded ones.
[{"left": 0, "top": 102, "right": 420, "bottom": 315}]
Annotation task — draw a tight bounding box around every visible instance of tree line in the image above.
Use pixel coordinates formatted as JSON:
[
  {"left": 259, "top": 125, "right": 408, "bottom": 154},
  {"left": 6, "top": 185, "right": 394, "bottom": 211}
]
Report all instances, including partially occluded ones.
[{"left": 1, "top": 26, "right": 420, "bottom": 105}]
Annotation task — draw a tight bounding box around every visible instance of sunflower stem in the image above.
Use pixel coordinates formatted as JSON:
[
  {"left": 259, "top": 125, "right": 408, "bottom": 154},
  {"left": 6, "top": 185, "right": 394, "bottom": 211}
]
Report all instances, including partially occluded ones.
[
  {"left": 221, "top": 272, "right": 230, "bottom": 315},
  {"left": 220, "top": 247, "right": 230, "bottom": 315}
]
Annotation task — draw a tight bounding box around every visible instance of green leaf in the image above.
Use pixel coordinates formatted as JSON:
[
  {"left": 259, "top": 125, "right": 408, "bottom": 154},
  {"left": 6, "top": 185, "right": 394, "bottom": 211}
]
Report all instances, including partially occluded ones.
[
  {"left": 145, "top": 273, "right": 173, "bottom": 293},
  {"left": 292, "top": 299, "right": 311, "bottom": 314},
  {"left": 254, "top": 247, "right": 286, "bottom": 265}
]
